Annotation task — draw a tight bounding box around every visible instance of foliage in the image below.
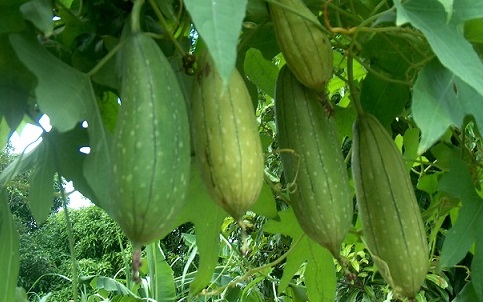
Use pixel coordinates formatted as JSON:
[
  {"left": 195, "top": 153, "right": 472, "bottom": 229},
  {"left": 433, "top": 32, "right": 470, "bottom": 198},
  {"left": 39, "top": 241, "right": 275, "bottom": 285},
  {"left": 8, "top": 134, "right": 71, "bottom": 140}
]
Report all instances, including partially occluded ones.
[{"left": 1, "top": 0, "right": 483, "bottom": 301}]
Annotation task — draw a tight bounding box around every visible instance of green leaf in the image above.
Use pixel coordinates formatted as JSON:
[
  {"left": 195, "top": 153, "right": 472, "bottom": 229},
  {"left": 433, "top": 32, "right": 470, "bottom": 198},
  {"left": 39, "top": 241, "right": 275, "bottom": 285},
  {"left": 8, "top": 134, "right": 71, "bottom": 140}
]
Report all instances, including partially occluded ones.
[
  {"left": 1, "top": 126, "right": 103, "bottom": 224},
  {"left": 437, "top": 0, "right": 453, "bottom": 21},
  {"left": 417, "top": 174, "right": 439, "bottom": 195},
  {"left": 249, "top": 183, "right": 278, "bottom": 219},
  {"left": 453, "top": 282, "right": 479, "bottom": 302},
  {"left": 438, "top": 157, "right": 483, "bottom": 268},
  {"left": 37, "top": 293, "right": 51, "bottom": 302},
  {"left": 28, "top": 140, "right": 55, "bottom": 224},
  {"left": 10, "top": 34, "right": 89, "bottom": 132},
  {"left": 154, "top": 0, "right": 177, "bottom": 22},
  {"left": 156, "top": 163, "right": 279, "bottom": 297},
  {"left": 45, "top": 128, "right": 99, "bottom": 203},
  {"left": 9, "top": 33, "right": 113, "bottom": 209},
  {"left": 264, "top": 209, "right": 305, "bottom": 291},
  {"left": 89, "top": 276, "right": 139, "bottom": 296},
  {"left": 158, "top": 163, "right": 227, "bottom": 297},
  {"left": 55, "top": 4, "right": 94, "bottom": 49},
  {"left": 329, "top": 51, "right": 366, "bottom": 94},
  {"left": 96, "top": 91, "right": 120, "bottom": 134},
  {"left": 0, "top": 35, "right": 36, "bottom": 133},
  {"left": 360, "top": 33, "right": 419, "bottom": 79},
  {"left": 403, "top": 127, "right": 420, "bottom": 170},
  {"left": 264, "top": 208, "right": 336, "bottom": 301},
  {"left": 184, "top": 0, "right": 248, "bottom": 85},
  {"left": 0, "top": 3, "right": 26, "bottom": 33},
  {"left": 286, "top": 284, "right": 309, "bottom": 302},
  {"left": 334, "top": 106, "right": 357, "bottom": 141},
  {"left": 0, "top": 119, "right": 10, "bottom": 150},
  {"left": 0, "top": 190, "right": 19, "bottom": 302},
  {"left": 394, "top": 0, "right": 483, "bottom": 99},
  {"left": 430, "top": 142, "right": 456, "bottom": 171},
  {"left": 16, "top": 287, "right": 28, "bottom": 302},
  {"left": 412, "top": 60, "right": 483, "bottom": 153},
  {"left": 19, "top": 0, "right": 53, "bottom": 36},
  {"left": 305, "top": 243, "right": 337, "bottom": 302},
  {"left": 0, "top": 146, "right": 39, "bottom": 186},
  {"left": 147, "top": 243, "right": 176, "bottom": 302},
  {"left": 91, "top": 55, "right": 120, "bottom": 91},
  {"left": 238, "top": 23, "right": 279, "bottom": 63},
  {"left": 464, "top": 18, "right": 483, "bottom": 44},
  {"left": 245, "top": 0, "right": 269, "bottom": 23},
  {"left": 244, "top": 48, "right": 278, "bottom": 98},
  {"left": 360, "top": 73, "right": 409, "bottom": 128},
  {"left": 472, "top": 232, "right": 483, "bottom": 301},
  {"left": 452, "top": 0, "right": 483, "bottom": 22}
]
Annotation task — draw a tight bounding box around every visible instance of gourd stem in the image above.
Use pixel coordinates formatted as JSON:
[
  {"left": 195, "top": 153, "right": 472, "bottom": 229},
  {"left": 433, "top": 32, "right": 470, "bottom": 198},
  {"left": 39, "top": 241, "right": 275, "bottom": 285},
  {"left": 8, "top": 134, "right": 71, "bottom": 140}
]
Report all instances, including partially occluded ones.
[
  {"left": 131, "top": 0, "right": 145, "bottom": 34},
  {"left": 147, "top": 0, "right": 187, "bottom": 56},
  {"left": 131, "top": 245, "right": 142, "bottom": 283},
  {"left": 87, "top": 39, "right": 126, "bottom": 77}
]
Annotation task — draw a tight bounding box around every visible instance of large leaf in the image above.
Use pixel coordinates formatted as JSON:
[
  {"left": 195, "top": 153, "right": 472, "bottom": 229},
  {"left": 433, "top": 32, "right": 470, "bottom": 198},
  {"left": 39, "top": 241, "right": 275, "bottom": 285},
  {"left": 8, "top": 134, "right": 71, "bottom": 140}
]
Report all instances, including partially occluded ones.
[
  {"left": 0, "top": 190, "right": 19, "bottom": 302},
  {"left": 0, "top": 34, "right": 36, "bottom": 142},
  {"left": 184, "top": 0, "right": 248, "bottom": 85},
  {"left": 360, "top": 33, "right": 422, "bottom": 79},
  {"left": 157, "top": 162, "right": 277, "bottom": 298},
  {"left": 264, "top": 208, "right": 336, "bottom": 302},
  {"left": 472, "top": 217, "right": 483, "bottom": 300},
  {"left": 45, "top": 129, "right": 98, "bottom": 204},
  {"left": 249, "top": 183, "right": 278, "bottom": 220},
  {"left": 157, "top": 163, "right": 227, "bottom": 297},
  {"left": 238, "top": 22, "right": 279, "bottom": 63},
  {"left": 19, "top": 0, "right": 53, "bottom": 36},
  {"left": 412, "top": 60, "right": 483, "bottom": 153},
  {"left": 88, "top": 276, "right": 139, "bottom": 296},
  {"left": 394, "top": 0, "right": 483, "bottom": 99},
  {"left": 437, "top": 0, "right": 453, "bottom": 21},
  {"left": 28, "top": 140, "right": 55, "bottom": 224},
  {"left": 0, "top": 1, "right": 26, "bottom": 33},
  {"left": 438, "top": 156, "right": 483, "bottom": 269},
  {"left": 0, "top": 126, "right": 101, "bottom": 224},
  {"left": 147, "top": 243, "right": 176, "bottom": 302},
  {"left": 453, "top": 282, "right": 479, "bottom": 302},
  {"left": 10, "top": 34, "right": 89, "bottom": 132},
  {"left": 0, "top": 145, "right": 38, "bottom": 186},
  {"left": 244, "top": 48, "right": 278, "bottom": 98},
  {"left": 10, "top": 33, "right": 112, "bottom": 209},
  {"left": 464, "top": 19, "right": 483, "bottom": 44},
  {"left": 360, "top": 73, "right": 409, "bottom": 129}
]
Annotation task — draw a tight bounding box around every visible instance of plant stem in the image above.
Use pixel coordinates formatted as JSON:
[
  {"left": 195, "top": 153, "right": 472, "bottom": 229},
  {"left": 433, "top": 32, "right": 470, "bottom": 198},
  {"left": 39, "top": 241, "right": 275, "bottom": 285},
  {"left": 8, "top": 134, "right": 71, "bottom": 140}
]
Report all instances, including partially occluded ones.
[
  {"left": 202, "top": 234, "right": 305, "bottom": 296},
  {"left": 347, "top": 54, "right": 364, "bottom": 116},
  {"left": 131, "top": 0, "right": 145, "bottom": 34},
  {"left": 87, "top": 39, "right": 126, "bottom": 77},
  {"left": 59, "top": 175, "right": 78, "bottom": 302},
  {"left": 353, "top": 57, "right": 412, "bottom": 86},
  {"left": 148, "top": 0, "right": 187, "bottom": 56}
]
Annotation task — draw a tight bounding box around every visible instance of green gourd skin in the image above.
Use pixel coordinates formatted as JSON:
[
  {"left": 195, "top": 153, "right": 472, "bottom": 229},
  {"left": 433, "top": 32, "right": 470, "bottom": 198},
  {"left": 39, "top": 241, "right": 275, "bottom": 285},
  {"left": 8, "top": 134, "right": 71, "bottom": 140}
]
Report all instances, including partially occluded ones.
[
  {"left": 191, "top": 52, "right": 264, "bottom": 221},
  {"left": 111, "top": 33, "right": 191, "bottom": 247},
  {"left": 351, "top": 113, "right": 429, "bottom": 299},
  {"left": 275, "top": 65, "right": 353, "bottom": 257},
  {"left": 269, "top": 0, "right": 333, "bottom": 91}
]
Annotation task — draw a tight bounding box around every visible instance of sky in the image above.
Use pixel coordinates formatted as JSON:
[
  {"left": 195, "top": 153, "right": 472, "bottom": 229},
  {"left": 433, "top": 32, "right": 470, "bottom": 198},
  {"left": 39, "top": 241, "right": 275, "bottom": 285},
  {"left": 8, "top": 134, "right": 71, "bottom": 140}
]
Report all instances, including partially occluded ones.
[{"left": 9, "top": 116, "right": 93, "bottom": 209}]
